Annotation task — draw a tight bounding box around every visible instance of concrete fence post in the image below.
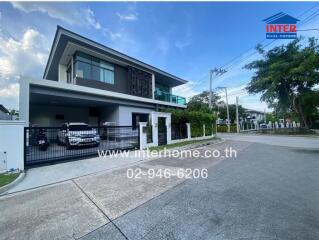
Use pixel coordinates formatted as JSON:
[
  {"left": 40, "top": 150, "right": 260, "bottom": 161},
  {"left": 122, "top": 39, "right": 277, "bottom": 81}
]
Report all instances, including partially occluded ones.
[
  {"left": 139, "top": 122, "right": 147, "bottom": 150},
  {"left": 203, "top": 124, "right": 205, "bottom": 137},
  {"left": 212, "top": 124, "right": 215, "bottom": 136},
  {"left": 186, "top": 123, "right": 191, "bottom": 140},
  {"left": 0, "top": 121, "right": 26, "bottom": 171},
  {"left": 165, "top": 115, "right": 172, "bottom": 145}
]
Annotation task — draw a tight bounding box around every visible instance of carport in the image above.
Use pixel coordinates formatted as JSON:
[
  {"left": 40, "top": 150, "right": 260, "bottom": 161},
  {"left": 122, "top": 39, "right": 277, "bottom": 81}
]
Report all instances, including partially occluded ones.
[
  {"left": 27, "top": 82, "right": 156, "bottom": 127},
  {"left": 30, "top": 90, "right": 118, "bottom": 127}
]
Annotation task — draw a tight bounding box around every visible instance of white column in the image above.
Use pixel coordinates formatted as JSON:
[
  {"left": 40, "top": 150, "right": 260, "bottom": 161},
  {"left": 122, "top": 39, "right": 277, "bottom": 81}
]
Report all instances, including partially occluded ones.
[
  {"left": 165, "top": 115, "right": 171, "bottom": 144},
  {"left": 0, "top": 121, "right": 26, "bottom": 171},
  {"left": 203, "top": 124, "right": 205, "bottom": 136},
  {"left": 186, "top": 123, "right": 191, "bottom": 140},
  {"left": 19, "top": 78, "right": 30, "bottom": 126},
  {"left": 151, "top": 112, "right": 158, "bottom": 146},
  {"left": 139, "top": 122, "right": 147, "bottom": 150},
  {"left": 212, "top": 124, "right": 215, "bottom": 136}
]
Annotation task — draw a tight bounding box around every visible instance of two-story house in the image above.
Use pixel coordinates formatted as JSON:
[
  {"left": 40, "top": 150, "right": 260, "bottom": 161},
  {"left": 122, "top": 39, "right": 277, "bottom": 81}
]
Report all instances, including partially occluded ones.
[
  {"left": 19, "top": 26, "right": 187, "bottom": 127},
  {"left": 245, "top": 109, "right": 265, "bottom": 124}
]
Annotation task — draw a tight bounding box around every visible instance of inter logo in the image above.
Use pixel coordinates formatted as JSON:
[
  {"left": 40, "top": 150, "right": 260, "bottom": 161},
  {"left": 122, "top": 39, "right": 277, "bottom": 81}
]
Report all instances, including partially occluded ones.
[{"left": 263, "top": 12, "right": 299, "bottom": 39}]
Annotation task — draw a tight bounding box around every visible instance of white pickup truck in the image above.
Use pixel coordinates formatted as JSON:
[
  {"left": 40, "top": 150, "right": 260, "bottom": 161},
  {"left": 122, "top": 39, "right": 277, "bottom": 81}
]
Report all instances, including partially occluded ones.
[{"left": 57, "top": 122, "right": 100, "bottom": 149}]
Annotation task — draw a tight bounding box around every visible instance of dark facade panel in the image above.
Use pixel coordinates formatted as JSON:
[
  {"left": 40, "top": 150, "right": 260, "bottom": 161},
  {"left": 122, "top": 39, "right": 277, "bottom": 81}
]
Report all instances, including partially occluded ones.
[
  {"left": 76, "top": 64, "right": 128, "bottom": 94},
  {"left": 127, "top": 66, "right": 152, "bottom": 99}
]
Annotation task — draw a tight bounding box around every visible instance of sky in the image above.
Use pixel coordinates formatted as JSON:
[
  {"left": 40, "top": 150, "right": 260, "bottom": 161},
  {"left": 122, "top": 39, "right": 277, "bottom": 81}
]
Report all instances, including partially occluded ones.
[{"left": 0, "top": 1, "right": 318, "bottom": 112}]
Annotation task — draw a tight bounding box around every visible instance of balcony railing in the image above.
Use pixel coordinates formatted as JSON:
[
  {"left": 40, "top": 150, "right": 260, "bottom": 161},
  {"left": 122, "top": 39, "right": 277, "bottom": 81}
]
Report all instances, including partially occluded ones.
[{"left": 154, "top": 89, "right": 186, "bottom": 105}]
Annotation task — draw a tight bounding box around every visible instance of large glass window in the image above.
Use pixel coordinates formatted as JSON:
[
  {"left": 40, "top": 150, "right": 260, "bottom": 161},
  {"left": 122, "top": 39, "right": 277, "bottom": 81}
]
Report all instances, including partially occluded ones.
[
  {"left": 75, "top": 61, "right": 91, "bottom": 79},
  {"left": 155, "top": 83, "right": 170, "bottom": 93},
  {"left": 73, "top": 51, "right": 114, "bottom": 84}
]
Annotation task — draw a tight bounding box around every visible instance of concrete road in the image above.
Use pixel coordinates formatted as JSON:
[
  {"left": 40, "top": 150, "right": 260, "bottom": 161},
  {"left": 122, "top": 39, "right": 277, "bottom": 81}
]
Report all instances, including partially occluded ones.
[
  {"left": 218, "top": 133, "right": 319, "bottom": 149},
  {"left": 1, "top": 140, "right": 318, "bottom": 240}
]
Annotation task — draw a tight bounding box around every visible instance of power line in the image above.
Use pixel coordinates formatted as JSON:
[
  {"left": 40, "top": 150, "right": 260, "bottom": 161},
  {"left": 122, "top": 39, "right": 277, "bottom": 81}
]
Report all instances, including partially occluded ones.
[
  {"left": 184, "top": 3, "right": 319, "bottom": 93},
  {"left": 214, "top": 4, "right": 319, "bottom": 76}
]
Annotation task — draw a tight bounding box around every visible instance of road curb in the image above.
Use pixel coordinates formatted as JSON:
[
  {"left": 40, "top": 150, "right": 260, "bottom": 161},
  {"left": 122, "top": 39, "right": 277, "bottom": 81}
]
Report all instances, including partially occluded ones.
[
  {"left": 0, "top": 171, "right": 26, "bottom": 195},
  {"left": 174, "top": 138, "right": 225, "bottom": 151}
]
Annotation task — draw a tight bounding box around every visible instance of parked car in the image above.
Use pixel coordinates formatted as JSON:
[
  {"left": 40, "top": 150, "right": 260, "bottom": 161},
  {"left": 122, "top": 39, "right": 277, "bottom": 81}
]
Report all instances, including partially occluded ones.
[
  {"left": 57, "top": 122, "right": 100, "bottom": 149},
  {"left": 260, "top": 123, "right": 268, "bottom": 129}
]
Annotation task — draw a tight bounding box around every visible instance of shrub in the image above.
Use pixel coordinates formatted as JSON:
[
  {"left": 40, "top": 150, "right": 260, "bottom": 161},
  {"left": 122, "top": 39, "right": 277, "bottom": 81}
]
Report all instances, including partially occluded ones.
[
  {"left": 217, "top": 124, "right": 238, "bottom": 133},
  {"left": 163, "top": 109, "right": 216, "bottom": 137},
  {"left": 205, "top": 124, "right": 213, "bottom": 136}
]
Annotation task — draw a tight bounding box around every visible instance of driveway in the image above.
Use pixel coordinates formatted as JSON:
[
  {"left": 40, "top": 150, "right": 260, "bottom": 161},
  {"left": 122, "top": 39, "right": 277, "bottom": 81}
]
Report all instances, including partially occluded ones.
[{"left": 1, "top": 140, "right": 318, "bottom": 240}]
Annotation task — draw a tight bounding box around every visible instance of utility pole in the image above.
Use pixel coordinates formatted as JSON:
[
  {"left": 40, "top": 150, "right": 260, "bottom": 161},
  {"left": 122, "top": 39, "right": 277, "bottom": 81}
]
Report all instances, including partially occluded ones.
[
  {"left": 209, "top": 70, "right": 213, "bottom": 109},
  {"left": 209, "top": 68, "right": 227, "bottom": 109},
  {"left": 236, "top": 96, "right": 239, "bottom": 133},
  {"left": 215, "top": 86, "right": 230, "bottom": 132},
  {"left": 225, "top": 88, "right": 230, "bottom": 133}
]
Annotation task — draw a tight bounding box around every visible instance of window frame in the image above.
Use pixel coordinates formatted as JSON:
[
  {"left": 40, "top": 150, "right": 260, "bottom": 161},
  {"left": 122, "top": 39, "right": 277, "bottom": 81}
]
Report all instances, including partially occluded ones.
[{"left": 73, "top": 51, "right": 115, "bottom": 85}]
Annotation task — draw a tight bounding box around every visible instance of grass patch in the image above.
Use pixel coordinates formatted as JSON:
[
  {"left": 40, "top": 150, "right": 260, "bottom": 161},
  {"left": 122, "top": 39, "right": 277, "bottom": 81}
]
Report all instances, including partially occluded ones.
[
  {"left": 0, "top": 172, "right": 20, "bottom": 188},
  {"left": 149, "top": 137, "right": 217, "bottom": 151}
]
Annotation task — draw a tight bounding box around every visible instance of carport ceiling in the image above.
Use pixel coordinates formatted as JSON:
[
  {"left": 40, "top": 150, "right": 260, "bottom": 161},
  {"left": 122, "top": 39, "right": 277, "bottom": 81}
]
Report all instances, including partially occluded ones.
[{"left": 30, "top": 93, "right": 115, "bottom": 108}]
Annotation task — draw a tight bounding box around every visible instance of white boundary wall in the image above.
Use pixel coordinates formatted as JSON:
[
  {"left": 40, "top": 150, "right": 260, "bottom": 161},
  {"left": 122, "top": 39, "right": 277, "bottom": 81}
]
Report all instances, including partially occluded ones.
[
  {"left": 0, "top": 121, "right": 26, "bottom": 171},
  {"left": 140, "top": 119, "right": 215, "bottom": 149}
]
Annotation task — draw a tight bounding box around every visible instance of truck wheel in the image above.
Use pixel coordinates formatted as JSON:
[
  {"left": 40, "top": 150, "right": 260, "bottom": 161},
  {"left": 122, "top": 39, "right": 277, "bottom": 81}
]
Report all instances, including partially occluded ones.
[
  {"left": 66, "top": 138, "right": 71, "bottom": 150},
  {"left": 56, "top": 136, "right": 62, "bottom": 146}
]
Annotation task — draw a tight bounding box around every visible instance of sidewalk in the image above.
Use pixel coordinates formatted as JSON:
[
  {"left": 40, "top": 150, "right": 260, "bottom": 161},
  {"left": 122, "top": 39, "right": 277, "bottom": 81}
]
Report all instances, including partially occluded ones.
[
  {"left": 4, "top": 138, "right": 222, "bottom": 194},
  {"left": 4, "top": 150, "right": 157, "bottom": 194}
]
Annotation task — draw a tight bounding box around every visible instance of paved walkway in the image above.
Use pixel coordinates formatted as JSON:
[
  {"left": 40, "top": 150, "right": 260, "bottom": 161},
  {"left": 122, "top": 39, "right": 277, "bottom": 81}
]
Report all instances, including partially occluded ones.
[
  {"left": 5, "top": 139, "right": 222, "bottom": 194},
  {"left": 5, "top": 150, "right": 157, "bottom": 194}
]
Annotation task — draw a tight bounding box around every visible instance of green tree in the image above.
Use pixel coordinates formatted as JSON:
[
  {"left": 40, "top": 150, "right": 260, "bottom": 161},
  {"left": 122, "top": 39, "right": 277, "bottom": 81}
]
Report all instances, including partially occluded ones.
[
  {"left": 245, "top": 38, "right": 319, "bottom": 128},
  {"left": 218, "top": 104, "right": 247, "bottom": 123},
  {"left": 187, "top": 91, "right": 220, "bottom": 113},
  {"left": 9, "top": 109, "right": 19, "bottom": 118}
]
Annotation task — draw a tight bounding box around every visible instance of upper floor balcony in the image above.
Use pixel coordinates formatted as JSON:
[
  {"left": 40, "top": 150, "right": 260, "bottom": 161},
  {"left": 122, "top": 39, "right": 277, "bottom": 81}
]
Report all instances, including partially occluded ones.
[{"left": 154, "top": 89, "right": 186, "bottom": 105}]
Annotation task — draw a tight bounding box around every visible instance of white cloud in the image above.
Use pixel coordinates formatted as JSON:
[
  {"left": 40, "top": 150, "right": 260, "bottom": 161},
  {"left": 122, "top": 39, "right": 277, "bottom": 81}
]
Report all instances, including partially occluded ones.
[
  {"left": 173, "top": 81, "right": 199, "bottom": 101},
  {"left": 175, "top": 40, "right": 191, "bottom": 50},
  {"left": 239, "top": 95, "right": 270, "bottom": 112},
  {"left": 103, "top": 29, "right": 122, "bottom": 41},
  {"left": 157, "top": 37, "right": 170, "bottom": 55},
  {"left": 11, "top": 2, "right": 101, "bottom": 29},
  {"left": 216, "top": 84, "right": 270, "bottom": 111},
  {"left": 116, "top": 12, "right": 138, "bottom": 21},
  {"left": 83, "top": 8, "right": 101, "bottom": 30},
  {"left": 175, "top": 25, "right": 192, "bottom": 50},
  {"left": 0, "top": 28, "right": 49, "bottom": 109},
  {"left": 0, "top": 28, "right": 48, "bottom": 82},
  {"left": 0, "top": 83, "right": 19, "bottom": 98}
]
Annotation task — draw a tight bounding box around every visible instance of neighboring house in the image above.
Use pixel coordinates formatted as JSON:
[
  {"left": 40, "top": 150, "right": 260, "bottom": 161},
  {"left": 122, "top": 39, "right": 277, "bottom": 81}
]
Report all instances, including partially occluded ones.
[
  {"left": 19, "top": 26, "right": 187, "bottom": 127},
  {"left": 0, "top": 104, "right": 12, "bottom": 120},
  {"left": 245, "top": 109, "right": 265, "bottom": 124}
]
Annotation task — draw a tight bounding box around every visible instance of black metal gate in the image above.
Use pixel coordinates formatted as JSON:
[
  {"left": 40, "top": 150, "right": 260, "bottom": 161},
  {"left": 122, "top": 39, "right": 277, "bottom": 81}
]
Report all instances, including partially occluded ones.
[
  {"left": 24, "top": 126, "right": 139, "bottom": 167},
  {"left": 158, "top": 117, "right": 167, "bottom": 145}
]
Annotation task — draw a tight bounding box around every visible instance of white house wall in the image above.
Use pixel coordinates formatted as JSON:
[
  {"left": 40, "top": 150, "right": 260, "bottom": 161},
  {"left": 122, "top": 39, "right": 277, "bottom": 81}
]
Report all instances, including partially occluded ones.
[
  {"left": 100, "top": 106, "right": 119, "bottom": 124},
  {"left": 118, "top": 105, "right": 154, "bottom": 126},
  {"left": 30, "top": 105, "right": 90, "bottom": 127},
  {"left": 58, "top": 64, "right": 67, "bottom": 83}
]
